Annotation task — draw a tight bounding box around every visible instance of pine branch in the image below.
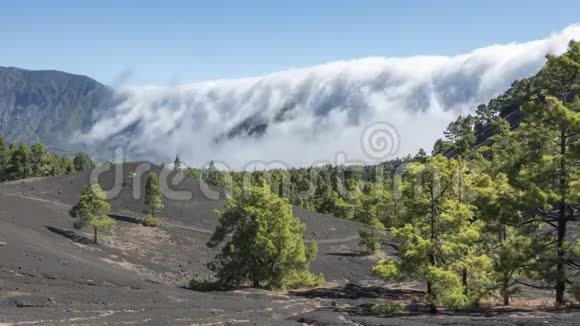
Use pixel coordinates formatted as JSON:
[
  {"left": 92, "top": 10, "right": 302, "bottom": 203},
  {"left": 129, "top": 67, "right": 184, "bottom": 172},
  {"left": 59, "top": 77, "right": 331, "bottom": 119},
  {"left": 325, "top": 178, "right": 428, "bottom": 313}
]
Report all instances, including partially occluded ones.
[
  {"left": 542, "top": 219, "right": 559, "bottom": 229},
  {"left": 514, "top": 279, "right": 553, "bottom": 290}
]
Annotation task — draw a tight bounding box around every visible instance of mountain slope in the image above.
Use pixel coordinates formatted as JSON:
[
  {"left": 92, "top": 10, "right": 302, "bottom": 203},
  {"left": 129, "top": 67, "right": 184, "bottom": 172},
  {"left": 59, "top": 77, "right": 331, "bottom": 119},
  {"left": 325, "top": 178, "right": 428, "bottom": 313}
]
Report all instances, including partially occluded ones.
[{"left": 0, "top": 66, "right": 112, "bottom": 152}]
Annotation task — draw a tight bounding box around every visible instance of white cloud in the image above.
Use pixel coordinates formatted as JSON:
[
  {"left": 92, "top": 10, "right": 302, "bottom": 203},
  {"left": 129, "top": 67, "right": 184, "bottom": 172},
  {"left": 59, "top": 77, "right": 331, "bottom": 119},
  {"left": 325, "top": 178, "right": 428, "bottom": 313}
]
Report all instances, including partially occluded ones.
[{"left": 79, "top": 24, "right": 580, "bottom": 169}]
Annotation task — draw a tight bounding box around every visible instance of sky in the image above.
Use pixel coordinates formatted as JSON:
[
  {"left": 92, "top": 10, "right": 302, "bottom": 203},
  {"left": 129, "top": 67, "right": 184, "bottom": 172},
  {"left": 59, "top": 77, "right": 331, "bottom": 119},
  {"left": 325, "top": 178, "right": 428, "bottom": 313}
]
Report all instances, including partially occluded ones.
[{"left": 1, "top": 0, "right": 579, "bottom": 85}]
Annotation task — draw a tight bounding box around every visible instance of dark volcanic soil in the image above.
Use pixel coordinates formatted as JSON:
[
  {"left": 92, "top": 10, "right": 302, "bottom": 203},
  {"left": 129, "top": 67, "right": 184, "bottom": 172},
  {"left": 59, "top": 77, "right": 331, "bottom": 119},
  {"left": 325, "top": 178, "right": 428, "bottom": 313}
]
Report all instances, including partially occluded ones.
[
  {"left": 0, "top": 163, "right": 578, "bottom": 325},
  {"left": 0, "top": 163, "right": 378, "bottom": 284}
]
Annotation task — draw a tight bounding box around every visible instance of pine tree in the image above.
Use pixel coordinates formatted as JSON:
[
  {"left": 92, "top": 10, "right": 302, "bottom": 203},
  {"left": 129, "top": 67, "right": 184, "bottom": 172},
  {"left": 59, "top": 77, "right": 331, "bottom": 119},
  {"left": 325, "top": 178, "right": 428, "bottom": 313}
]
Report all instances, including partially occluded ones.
[
  {"left": 0, "top": 135, "right": 10, "bottom": 181},
  {"left": 372, "top": 156, "right": 493, "bottom": 311},
  {"left": 441, "top": 115, "right": 477, "bottom": 156},
  {"left": 145, "top": 172, "right": 164, "bottom": 217},
  {"left": 332, "top": 195, "right": 355, "bottom": 220},
  {"left": 45, "top": 152, "right": 62, "bottom": 175},
  {"left": 513, "top": 41, "right": 580, "bottom": 305},
  {"left": 69, "top": 182, "right": 115, "bottom": 244},
  {"left": 474, "top": 104, "right": 497, "bottom": 133},
  {"left": 73, "top": 152, "right": 95, "bottom": 172},
  {"left": 207, "top": 185, "right": 323, "bottom": 290},
  {"left": 414, "top": 148, "right": 429, "bottom": 163},
  {"left": 313, "top": 177, "right": 337, "bottom": 214},
  {"left": 472, "top": 120, "right": 540, "bottom": 306},
  {"left": 0, "top": 136, "right": 77, "bottom": 181},
  {"left": 205, "top": 160, "right": 224, "bottom": 188},
  {"left": 30, "top": 143, "right": 51, "bottom": 177},
  {"left": 359, "top": 219, "right": 386, "bottom": 255},
  {"left": 173, "top": 155, "right": 182, "bottom": 171},
  {"left": 60, "top": 154, "right": 76, "bottom": 175},
  {"left": 432, "top": 138, "right": 451, "bottom": 156},
  {"left": 355, "top": 183, "right": 386, "bottom": 254},
  {"left": 7, "top": 144, "right": 32, "bottom": 179},
  {"left": 374, "top": 177, "right": 405, "bottom": 228}
]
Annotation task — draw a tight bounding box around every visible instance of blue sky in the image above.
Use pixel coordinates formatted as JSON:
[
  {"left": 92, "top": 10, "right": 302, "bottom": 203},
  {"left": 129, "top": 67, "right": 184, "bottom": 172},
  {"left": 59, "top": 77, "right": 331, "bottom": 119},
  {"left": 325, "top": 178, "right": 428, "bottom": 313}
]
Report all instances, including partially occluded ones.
[{"left": 1, "top": 0, "right": 578, "bottom": 85}]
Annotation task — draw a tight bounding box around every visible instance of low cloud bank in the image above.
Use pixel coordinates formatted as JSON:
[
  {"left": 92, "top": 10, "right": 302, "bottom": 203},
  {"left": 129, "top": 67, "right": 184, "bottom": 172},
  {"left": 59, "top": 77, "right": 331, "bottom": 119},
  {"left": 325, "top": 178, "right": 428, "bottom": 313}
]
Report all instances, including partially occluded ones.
[{"left": 80, "top": 25, "right": 580, "bottom": 169}]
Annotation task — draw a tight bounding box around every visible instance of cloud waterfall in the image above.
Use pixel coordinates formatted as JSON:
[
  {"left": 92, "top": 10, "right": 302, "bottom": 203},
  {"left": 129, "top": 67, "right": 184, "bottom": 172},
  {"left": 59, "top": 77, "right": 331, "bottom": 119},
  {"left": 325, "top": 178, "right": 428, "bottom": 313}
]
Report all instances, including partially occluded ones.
[{"left": 79, "top": 25, "right": 580, "bottom": 169}]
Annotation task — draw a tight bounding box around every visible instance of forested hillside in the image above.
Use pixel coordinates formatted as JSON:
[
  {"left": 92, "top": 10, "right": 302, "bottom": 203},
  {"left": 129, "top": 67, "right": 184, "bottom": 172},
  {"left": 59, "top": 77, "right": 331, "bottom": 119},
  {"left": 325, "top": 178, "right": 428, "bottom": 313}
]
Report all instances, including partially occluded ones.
[{"left": 0, "top": 134, "right": 94, "bottom": 181}]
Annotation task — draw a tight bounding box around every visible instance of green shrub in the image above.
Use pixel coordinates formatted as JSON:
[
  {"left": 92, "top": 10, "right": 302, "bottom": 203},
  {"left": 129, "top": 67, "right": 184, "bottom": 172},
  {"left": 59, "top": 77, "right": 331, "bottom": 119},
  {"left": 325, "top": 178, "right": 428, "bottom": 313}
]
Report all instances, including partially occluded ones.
[
  {"left": 371, "top": 303, "right": 404, "bottom": 314},
  {"left": 280, "top": 270, "right": 325, "bottom": 290},
  {"left": 142, "top": 216, "right": 161, "bottom": 227},
  {"left": 208, "top": 186, "right": 323, "bottom": 290}
]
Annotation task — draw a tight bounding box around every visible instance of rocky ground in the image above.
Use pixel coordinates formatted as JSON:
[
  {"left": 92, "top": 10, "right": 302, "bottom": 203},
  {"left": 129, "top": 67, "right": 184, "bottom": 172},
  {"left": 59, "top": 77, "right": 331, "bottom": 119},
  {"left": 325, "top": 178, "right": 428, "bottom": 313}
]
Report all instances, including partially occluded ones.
[{"left": 0, "top": 163, "right": 578, "bottom": 325}]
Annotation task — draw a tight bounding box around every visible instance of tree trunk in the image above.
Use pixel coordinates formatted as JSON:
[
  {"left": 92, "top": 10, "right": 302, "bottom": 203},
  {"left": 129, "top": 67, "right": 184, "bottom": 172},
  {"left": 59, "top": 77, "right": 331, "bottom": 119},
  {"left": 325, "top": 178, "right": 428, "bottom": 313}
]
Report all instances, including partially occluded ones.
[
  {"left": 427, "top": 281, "right": 437, "bottom": 313},
  {"left": 458, "top": 164, "right": 468, "bottom": 297},
  {"left": 503, "top": 293, "right": 510, "bottom": 306},
  {"left": 556, "top": 213, "right": 567, "bottom": 305},
  {"left": 462, "top": 270, "right": 468, "bottom": 295},
  {"left": 502, "top": 275, "right": 510, "bottom": 306},
  {"left": 555, "top": 130, "right": 568, "bottom": 306},
  {"left": 503, "top": 294, "right": 510, "bottom": 306},
  {"left": 253, "top": 279, "right": 260, "bottom": 288},
  {"left": 93, "top": 227, "right": 98, "bottom": 244},
  {"left": 428, "top": 187, "right": 437, "bottom": 313}
]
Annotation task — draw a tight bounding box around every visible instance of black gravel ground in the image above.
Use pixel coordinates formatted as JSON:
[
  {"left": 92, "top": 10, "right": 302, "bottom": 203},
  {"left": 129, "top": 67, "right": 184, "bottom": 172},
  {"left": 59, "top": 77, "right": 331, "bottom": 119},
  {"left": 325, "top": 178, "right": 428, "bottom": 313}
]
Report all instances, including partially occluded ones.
[{"left": 0, "top": 163, "right": 578, "bottom": 325}]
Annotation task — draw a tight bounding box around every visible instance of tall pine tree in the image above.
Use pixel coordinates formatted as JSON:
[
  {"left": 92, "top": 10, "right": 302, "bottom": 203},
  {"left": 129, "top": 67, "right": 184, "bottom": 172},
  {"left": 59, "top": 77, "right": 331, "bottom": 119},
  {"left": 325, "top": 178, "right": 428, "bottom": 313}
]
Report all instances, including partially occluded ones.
[
  {"left": 69, "top": 182, "right": 115, "bottom": 244},
  {"left": 145, "top": 172, "right": 164, "bottom": 217},
  {"left": 0, "top": 135, "right": 9, "bottom": 181},
  {"left": 514, "top": 41, "right": 580, "bottom": 305},
  {"left": 372, "top": 156, "right": 493, "bottom": 310},
  {"left": 7, "top": 144, "right": 32, "bottom": 180}
]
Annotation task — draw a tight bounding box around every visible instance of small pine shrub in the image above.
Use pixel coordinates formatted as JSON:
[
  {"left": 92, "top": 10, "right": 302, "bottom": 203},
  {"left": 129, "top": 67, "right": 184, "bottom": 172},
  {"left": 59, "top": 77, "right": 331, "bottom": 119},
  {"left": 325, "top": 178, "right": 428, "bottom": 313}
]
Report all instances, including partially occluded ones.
[
  {"left": 279, "top": 270, "right": 325, "bottom": 290},
  {"left": 371, "top": 303, "right": 404, "bottom": 314},
  {"left": 142, "top": 216, "right": 161, "bottom": 227}
]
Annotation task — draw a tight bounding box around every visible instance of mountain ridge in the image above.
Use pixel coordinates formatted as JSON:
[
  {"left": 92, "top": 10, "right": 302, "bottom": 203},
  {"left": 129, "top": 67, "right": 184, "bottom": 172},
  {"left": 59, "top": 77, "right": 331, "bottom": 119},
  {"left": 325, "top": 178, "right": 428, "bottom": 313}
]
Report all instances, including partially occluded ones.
[{"left": 0, "top": 65, "right": 112, "bottom": 153}]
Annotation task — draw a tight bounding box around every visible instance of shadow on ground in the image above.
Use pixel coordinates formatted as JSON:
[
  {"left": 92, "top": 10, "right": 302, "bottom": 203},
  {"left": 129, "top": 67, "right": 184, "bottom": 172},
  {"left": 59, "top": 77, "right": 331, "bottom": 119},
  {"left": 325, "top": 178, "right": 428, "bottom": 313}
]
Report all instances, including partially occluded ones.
[
  {"left": 290, "top": 283, "right": 424, "bottom": 300},
  {"left": 325, "top": 252, "right": 366, "bottom": 257},
  {"left": 296, "top": 299, "right": 580, "bottom": 325},
  {"left": 108, "top": 214, "right": 143, "bottom": 225},
  {"left": 45, "top": 226, "right": 93, "bottom": 245}
]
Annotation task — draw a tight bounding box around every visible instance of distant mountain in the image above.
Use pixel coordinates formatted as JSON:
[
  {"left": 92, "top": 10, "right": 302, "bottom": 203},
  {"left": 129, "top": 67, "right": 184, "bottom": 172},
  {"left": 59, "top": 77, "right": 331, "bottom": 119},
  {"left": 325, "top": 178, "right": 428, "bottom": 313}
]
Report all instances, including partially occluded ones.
[{"left": 0, "top": 66, "right": 112, "bottom": 153}]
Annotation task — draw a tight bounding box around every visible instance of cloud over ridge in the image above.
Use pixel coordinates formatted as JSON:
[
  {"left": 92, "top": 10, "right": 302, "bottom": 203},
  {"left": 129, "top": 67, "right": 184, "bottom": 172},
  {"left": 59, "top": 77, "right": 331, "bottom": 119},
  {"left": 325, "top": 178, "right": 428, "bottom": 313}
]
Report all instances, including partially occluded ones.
[{"left": 81, "top": 25, "right": 580, "bottom": 169}]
